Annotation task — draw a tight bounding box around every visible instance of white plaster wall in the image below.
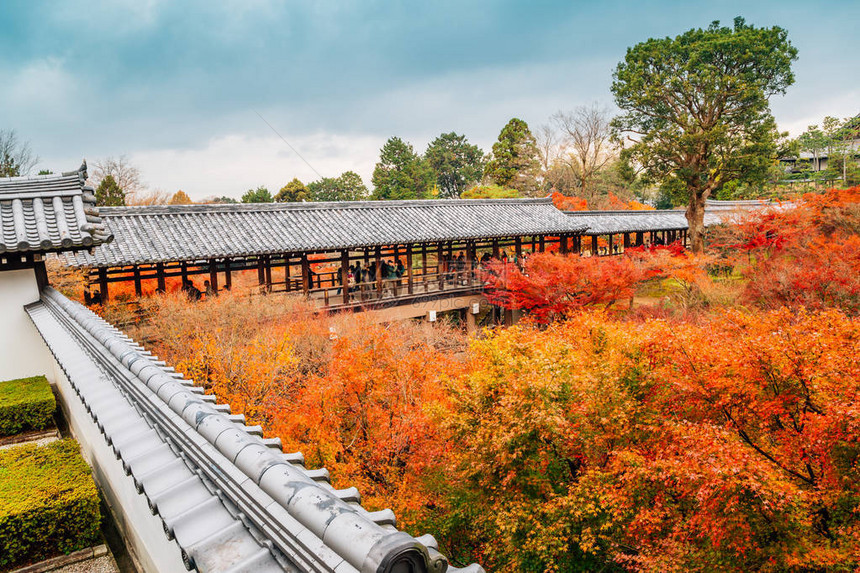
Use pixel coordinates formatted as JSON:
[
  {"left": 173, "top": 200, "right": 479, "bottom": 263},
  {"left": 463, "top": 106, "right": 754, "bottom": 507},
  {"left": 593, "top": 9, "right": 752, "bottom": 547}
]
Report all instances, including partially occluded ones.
[
  {"left": 49, "top": 358, "right": 188, "bottom": 573},
  {"left": 0, "top": 269, "right": 54, "bottom": 382}
]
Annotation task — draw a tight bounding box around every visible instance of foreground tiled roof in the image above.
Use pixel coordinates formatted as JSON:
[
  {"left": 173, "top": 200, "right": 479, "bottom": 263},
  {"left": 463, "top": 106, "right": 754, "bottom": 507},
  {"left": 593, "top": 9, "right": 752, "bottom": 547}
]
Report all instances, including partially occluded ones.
[
  {"left": 61, "top": 198, "right": 588, "bottom": 268},
  {"left": 27, "top": 287, "right": 483, "bottom": 573},
  {"left": 0, "top": 163, "right": 113, "bottom": 254}
]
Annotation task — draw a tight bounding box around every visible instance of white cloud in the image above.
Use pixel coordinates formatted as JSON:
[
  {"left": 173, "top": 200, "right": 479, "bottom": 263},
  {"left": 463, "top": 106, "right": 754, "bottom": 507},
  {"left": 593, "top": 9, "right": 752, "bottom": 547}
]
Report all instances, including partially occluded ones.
[
  {"left": 129, "top": 132, "right": 385, "bottom": 200},
  {"left": 772, "top": 88, "right": 860, "bottom": 136},
  {"left": 1, "top": 58, "right": 81, "bottom": 118}
]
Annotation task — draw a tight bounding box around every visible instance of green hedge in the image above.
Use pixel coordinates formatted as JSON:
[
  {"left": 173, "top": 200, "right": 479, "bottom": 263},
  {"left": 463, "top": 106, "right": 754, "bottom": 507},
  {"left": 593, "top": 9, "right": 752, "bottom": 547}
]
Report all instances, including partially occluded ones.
[
  {"left": 0, "top": 376, "right": 55, "bottom": 436},
  {"left": 0, "top": 439, "right": 101, "bottom": 569}
]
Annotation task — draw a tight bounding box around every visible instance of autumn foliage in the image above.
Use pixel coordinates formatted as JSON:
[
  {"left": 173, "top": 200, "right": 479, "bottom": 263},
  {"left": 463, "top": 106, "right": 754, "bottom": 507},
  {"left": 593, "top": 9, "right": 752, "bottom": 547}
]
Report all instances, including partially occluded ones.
[
  {"left": 95, "top": 187, "right": 859, "bottom": 571},
  {"left": 482, "top": 245, "right": 709, "bottom": 321}
]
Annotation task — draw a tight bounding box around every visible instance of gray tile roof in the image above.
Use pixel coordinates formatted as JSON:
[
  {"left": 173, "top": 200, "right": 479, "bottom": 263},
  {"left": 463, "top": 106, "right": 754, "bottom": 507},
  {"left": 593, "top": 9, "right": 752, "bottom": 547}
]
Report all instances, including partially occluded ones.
[
  {"left": 0, "top": 163, "right": 113, "bottom": 254},
  {"left": 564, "top": 200, "right": 781, "bottom": 235},
  {"left": 563, "top": 209, "right": 698, "bottom": 235},
  {"left": 27, "top": 287, "right": 484, "bottom": 573},
  {"left": 61, "top": 198, "right": 588, "bottom": 268}
]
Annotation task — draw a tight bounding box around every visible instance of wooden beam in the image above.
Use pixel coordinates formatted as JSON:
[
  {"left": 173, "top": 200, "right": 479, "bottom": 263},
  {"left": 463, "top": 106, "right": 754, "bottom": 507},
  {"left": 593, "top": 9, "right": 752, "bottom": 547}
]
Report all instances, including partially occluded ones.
[
  {"left": 209, "top": 259, "right": 219, "bottom": 293},
  {"left": 133, "top": 266, "right": 142, "bottom": 297},
  {"left": 406, "top": 244, "right": 414, "bottom": 295},
  {"left": 98, "top": 267, "right": 109, "bottom": 302},
  {"left": 375, "top": 245, "right": 383, "bottom": 297},
  {"left": 301, "top": 254, "right": 310, "bottom": 295},
  {"left": 156, "top": 262, "right": 166, "bottom": 292},
  {"left": 341, "top": 250, "right": 349, "bottom": 305},
  {"left": 437, "top": 242, "right": 445, "bottom": 291}
]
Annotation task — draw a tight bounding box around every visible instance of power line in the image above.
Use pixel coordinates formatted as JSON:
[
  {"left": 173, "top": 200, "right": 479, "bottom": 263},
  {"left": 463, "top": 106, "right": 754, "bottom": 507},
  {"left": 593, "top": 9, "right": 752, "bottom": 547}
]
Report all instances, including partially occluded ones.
[{"left": 254, "top": 111, "right": 324, "bottom": 179}]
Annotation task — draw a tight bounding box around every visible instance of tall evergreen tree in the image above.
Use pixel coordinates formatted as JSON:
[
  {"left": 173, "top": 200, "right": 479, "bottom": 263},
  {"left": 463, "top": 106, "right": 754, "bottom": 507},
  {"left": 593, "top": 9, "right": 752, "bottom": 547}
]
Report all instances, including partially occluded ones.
[
  {"left": 95, "top": 175, "right": 126, "bottom": 206},
  {"left": 425, "top": 132, "right": 485, "bottom": 199},
  {"left": 308, "top": 171, "right": 369, "bottom": 202},
  {"left": 275, "top": 179, "right": 311, "bottom": 202},
  {"left": 241, "top": 186, "right": 273, "bottom": 203},
  {"left": 371, "top": 137, "right": 434, "bottom": 200},
  {"left": 483, "top": 118, "right": 541, "bottom": 196}
]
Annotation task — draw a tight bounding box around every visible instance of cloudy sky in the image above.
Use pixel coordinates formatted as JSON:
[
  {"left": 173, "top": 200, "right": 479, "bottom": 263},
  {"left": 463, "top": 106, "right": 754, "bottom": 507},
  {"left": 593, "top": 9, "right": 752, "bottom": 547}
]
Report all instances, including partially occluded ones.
[{"left": 2, "top": 0, "right": 858, "bottom": 200}]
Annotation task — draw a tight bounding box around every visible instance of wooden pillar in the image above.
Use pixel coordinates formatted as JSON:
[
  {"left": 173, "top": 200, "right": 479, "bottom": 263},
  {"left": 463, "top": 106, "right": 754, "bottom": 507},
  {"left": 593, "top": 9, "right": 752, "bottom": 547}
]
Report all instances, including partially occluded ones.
[
  {"left": 98, "top": 267, "right": 109, "bottom": 302},
  {"left": 492, "top": 238, "right": 500, "bottom": 259},
  {"left": 301, "top": 254, "right": 310, "bottom": 295},
  {"left": 591, "top": 235, "right": 598, "bottom": 255},
  {"left": 515, "top": 236, "right": 522, "bottom": 258},
  {"left": 133, "top": 266, "right": 142, "bottom": 297},
  {"left": 181, "top": 261, "right": 188, "bottom": 284},
  {"left": 156, "top": 262, "right": 166, "bottom": 292},
  {"left": 406, "top": 244, "right": 414, "bottom": 295},
  {"left": 465, "top": 307, "right": 477, "bottom": 333},
  {"left": 531, "top": 236, "right": 536, "bottom": 253},
  {"left": 559, "top": 234, "right": 568, "bottom": 254},
  {"left": 608, "top": 234, "right": 613, "bottom": 255},
  {"left": 224, "top": 259, "right": 232, "bottom": 290},
  {"left": 264, "top": 256, "right": 272, "bottom": 291},
  {"left": 623, "top": 233, "right": 631, "bottom": 250},
  {"left": 209, "top": 259, "right": 219, "bottom": 293},
  {"left": 420, "top": 244, "right": 427, "bottom": 292},
  {"left": 375, "top": 246, "right": 383, "bottom": 297},
  {"left": 341, "top": 250, "right": 349, "bottom": 305},
  {"left": 393, "top": 244, "right": 400, "bottom": 296},
  {"left": 465, "top": 241, "right": 474, "bottom": 285},
  {"left": 437, "top": 242, "right": 445, "bottom": 291},
  {"left": 539, "top": 236, "right": 545, "bottom": 252},
  {"left": 257, "top": 257, "right": 265, "bottom": 285},
  {"left": 635, "top": 232, "right": 644, "bottom": 247},
  {"left": 284, "top": 256, "right": 291, "bottom": 291}
]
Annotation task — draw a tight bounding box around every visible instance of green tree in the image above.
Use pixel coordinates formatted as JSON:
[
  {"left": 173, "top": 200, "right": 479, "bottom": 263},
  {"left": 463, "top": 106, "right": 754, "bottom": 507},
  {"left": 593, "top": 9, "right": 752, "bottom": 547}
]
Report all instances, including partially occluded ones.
[
  {"left": 797, "top": 125, "right": 828, "bottom": 176},
  {"left": 275, "top": 178, "right": 311, "bottom": 202},
  {"left": 94, "top": 175, "right": 126, "bottom": 206},
  {"left": 611, "top": 17, "right": 797, "bottom": 252},
  {"left": 371, "top": 137, "right": 435, "bottom": 200},
  {"left": 214, "top": 196, "right": 238, "bottom": 204},
  {"left": 483, "top": 118, "right": 541, "bottom": 196},
  {"left": 242, "top": 186, "right": 273, "bottom": 203},
  {"left": 308, "top": 171, "right": 369, "bottom": 202},
  {"left": 37, "top": 169, "right": 53, "bottom": 175},
  {"left": 425, "top": 132, "right": 485, "bottom": 198}
]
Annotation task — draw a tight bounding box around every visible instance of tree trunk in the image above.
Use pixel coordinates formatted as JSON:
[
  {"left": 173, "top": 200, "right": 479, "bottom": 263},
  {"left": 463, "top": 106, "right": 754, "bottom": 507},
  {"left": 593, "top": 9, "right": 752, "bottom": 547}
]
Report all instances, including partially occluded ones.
[{"left": 685, "top": 191, "right": 707, "bottom": 253}]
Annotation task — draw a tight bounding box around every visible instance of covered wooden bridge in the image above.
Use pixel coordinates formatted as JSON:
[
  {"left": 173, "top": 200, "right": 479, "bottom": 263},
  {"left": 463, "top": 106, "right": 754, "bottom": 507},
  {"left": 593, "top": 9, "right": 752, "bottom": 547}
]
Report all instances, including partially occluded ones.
[
  {"left": 61, "top": 198, "right": 589, "bottom": 309},
  {"left": 564, "top": 210, "right": 694, "bottom": 255}
]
